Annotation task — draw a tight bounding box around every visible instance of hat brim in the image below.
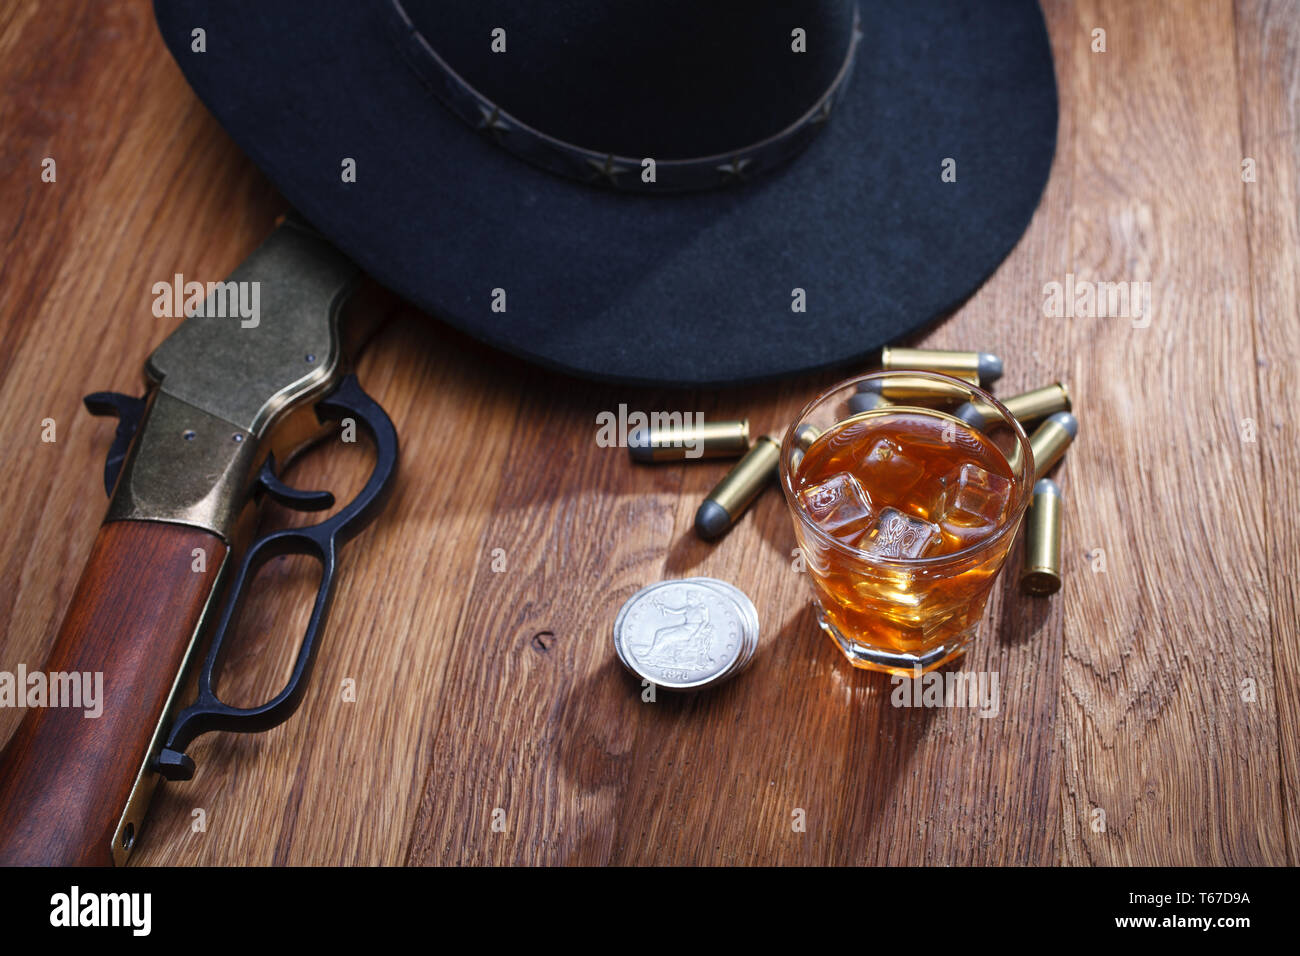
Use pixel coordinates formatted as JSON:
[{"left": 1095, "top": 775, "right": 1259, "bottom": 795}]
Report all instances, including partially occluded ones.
[{"left": 154, "top": 1, "right": 1057, "bottom": 387}]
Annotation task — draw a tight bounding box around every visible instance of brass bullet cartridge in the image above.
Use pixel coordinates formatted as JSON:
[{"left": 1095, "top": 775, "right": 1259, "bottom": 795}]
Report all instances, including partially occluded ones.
[
  {"left": 848, "top": 388, "right": 892, "bottom": 415},
  {"left": 861, "top": 375, "right": 970, "bottom": 404},
  {"left": 1009, "top": 411, "right": 1078, "bottom": 480},
  {"left": 1029, "top": 411, "right": 1077, "bottom": 480},
  {"left": 954, "top": 382, "right": 1071, "bottom": 429},
  {"left": 695, "top": 435, "right": 781, "bottom": 539},
  {"left": 880, "top": 346, "right": 1004, "bottom": 385},
  {"left": 1020, "top": 478, "right": 1063, "bottom": 595},
  {"left": 789, "top": 424, "right": 821, "bottom": 474},
  {"left": 628, "top": 419, "right": 750, "bottom": 463},
  {"left": 794, "top": 423, "right": 822, "bottom": 451}
]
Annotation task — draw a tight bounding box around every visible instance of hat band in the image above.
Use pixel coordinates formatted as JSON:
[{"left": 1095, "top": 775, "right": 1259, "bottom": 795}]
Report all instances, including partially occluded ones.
[{"left": 385, "top": 1, "right": 863, "bottom": 194}]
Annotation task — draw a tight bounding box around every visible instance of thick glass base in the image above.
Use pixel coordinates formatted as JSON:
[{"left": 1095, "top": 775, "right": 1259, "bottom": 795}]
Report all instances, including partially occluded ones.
[{"left": 816, "top": 604, "right": 974, "bottom": 676}]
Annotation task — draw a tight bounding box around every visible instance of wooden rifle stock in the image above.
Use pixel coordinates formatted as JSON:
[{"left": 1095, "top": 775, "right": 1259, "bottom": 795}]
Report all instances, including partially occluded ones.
[{"left": 0, "top": 521, "right": 225, "bottom": 865}]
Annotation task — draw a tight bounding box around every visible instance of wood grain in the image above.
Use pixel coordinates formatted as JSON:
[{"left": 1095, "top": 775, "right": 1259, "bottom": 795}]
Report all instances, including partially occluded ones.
[
  {"left": 0, "top": 0, "right": 1294, "bottom": 865},
  {"left": 1236, "top": 0, "right": 1300, "bottom": 863},
  {"left": 1049, "top": 0, "right": 1283, "bottom": 866},
  {"left": 0, "top": 521, "right": 226, "bottom": 865}
]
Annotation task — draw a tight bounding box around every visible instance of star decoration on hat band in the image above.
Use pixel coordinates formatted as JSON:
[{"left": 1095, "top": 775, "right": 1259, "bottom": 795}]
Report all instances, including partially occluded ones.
[
  {"left": 475, "top": 103, "right": 510, "bottom": 143},
  {"left": 586, "top": 154, "right": 627, "bottom": 186},
  {"left": 715, "top": 157, "right": 752, "bottom": 184},
  {"left": 386, "top": 0, "right": 863, "bottom": 194}
]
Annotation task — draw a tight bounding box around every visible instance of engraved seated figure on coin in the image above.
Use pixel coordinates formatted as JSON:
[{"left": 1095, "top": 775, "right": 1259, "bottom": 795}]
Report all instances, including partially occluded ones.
[{"left": 641, "top": 593, "right": 715, "bottom": 669}]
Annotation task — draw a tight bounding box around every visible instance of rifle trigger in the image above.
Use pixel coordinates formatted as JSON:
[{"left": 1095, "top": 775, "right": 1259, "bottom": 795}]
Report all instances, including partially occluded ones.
[
  {"left": 83, "top": 391, "right": 147, "bottom": 496},
  {"left": 254, "top": 455, "right": 335, "bottom": 511}
]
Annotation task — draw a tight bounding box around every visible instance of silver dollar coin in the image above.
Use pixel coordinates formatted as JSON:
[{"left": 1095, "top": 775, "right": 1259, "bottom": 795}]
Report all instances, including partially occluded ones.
[
  {"left": 614, "top": 579, "right": 749, "bottom": 691},
  {"left": 680, "top": 577, "right": 759, "bottom": 679}
]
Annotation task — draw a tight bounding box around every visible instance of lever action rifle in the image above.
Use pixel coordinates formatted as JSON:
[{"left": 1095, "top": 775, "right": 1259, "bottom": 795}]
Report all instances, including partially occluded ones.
[{"left": 0, "top": 217, "right": 398, "bottom": 865}]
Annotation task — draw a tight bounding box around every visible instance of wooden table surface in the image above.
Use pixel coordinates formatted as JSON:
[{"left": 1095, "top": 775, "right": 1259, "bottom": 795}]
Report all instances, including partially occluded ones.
[{"left": 1, "top": 0, "right": 1296, "bottom": 866}]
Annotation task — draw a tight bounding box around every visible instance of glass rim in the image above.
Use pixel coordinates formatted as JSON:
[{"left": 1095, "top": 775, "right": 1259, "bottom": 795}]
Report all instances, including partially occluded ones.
[{"left": 779, "top": 369, "right": 1036, "bottom": 569}]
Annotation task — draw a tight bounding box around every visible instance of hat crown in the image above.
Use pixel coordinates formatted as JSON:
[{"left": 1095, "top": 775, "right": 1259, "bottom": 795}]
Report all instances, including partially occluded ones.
[{"left": 395, "top": 0, "right": 859, "bottom": 161}]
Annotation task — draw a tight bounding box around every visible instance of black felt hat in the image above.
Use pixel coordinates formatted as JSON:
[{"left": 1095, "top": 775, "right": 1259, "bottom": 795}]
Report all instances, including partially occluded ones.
[{"left": 154, "top": 1, "right": 1057, "bottom": 386}]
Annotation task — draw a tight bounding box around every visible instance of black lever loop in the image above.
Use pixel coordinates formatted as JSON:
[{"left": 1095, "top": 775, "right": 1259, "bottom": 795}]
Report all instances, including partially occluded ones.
[{"left": 155, "top": 374, "right": 398, "bottom": 781}]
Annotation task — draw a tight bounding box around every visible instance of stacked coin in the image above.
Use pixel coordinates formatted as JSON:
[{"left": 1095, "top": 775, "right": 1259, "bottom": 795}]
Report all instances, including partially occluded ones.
[{"left": 612, "top": 578, "right": 759, "bottom": 691}]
